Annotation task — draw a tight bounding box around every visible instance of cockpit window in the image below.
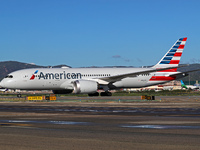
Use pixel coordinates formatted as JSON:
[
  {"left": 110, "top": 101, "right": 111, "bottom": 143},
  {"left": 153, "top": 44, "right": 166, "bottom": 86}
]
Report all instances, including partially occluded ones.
[{"left": 5, "top": 75, "right": 13, "bottom": 78}]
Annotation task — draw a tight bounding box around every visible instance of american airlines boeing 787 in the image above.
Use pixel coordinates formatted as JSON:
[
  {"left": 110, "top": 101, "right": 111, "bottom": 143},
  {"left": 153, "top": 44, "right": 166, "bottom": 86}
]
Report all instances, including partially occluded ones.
[{"left": 0, "top": 37, "right": 196, "bottom": 96}]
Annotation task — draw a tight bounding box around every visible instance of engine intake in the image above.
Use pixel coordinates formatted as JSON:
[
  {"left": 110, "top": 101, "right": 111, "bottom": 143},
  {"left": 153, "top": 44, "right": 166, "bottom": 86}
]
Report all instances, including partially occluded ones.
[{"left": 73, "top": 80, "right": 98, "bottom": 94}]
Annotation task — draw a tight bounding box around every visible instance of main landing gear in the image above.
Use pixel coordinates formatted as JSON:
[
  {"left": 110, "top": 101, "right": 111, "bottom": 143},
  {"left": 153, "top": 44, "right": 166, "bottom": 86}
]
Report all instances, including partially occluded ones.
[
  {"left": 100, "top": 92, "right": 112, "bottom": 96},
  {"left": 88, "top": 92, "right": 99, "bottom": 97}
]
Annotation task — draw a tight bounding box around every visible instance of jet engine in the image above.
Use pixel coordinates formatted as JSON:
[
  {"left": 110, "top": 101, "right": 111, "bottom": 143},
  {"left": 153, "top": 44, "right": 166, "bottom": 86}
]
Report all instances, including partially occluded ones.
[{"left": 73, "top": 80, "right": 98, "bottom": 94}]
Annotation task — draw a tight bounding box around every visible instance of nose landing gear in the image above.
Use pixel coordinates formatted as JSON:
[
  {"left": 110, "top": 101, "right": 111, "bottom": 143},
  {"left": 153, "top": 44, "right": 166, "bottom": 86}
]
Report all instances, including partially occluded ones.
[{"left": 17, "top": 93, "right": 22, "bottom": 98}]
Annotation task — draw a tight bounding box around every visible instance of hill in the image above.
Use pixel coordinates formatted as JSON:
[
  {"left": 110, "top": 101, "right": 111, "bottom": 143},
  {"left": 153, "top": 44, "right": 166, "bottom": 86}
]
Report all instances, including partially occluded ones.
[
  {"left": 178, "top": 64, "right": 200, "bottom": 84},
  {"left": 0, "top": 61, "right": 70, "bottom": 81}
]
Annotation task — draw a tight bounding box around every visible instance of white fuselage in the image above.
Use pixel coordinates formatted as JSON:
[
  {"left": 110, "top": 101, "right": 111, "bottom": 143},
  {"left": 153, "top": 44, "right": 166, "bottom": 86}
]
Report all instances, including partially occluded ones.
[{"left": 0, "top": 67, "right": 182, "bottom": 91}]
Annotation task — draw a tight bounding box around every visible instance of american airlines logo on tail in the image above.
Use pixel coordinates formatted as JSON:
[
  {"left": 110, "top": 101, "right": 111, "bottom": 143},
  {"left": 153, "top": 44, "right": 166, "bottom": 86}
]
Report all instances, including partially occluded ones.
[
  {"left": 153, "top": 37, "right": 187, "bottom": 73},
  {"left": 149, "top": 37, "right": 187, "bottom": 81},
  {"left": 159, "top": 37, "right": 187, "bottom": 65}
]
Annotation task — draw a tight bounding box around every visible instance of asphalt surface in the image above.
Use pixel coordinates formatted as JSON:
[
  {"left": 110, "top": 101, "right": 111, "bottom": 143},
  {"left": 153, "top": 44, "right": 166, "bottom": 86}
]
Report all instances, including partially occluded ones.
[{"left": 0, "top": 96, "right": 200, "bottom": 150}]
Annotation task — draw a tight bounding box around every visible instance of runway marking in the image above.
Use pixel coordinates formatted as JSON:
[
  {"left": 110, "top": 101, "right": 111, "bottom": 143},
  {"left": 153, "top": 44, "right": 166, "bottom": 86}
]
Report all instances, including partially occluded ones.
[
  {"left": 0, "top": 120, "right": 91, "bottom": 126},
  {"left": 0, "top": 122, "right": 32, "bottom": 128},
  {"left": 121, "top": 125, "right": 200, "bottom": 129},
  {"left": 129, "top": 120, "right": 200, "bottom": 124},
  {"left": 49, "top": 121, "right": 90, "bottom": 125}
]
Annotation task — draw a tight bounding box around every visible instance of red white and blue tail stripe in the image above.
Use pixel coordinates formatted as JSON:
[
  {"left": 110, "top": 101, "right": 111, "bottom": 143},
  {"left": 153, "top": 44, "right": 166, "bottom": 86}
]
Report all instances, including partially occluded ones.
[
  {"left": 149, "top": 37, "right": 187, "bottom": 82},
  {"left": 153, "top": 37, "right": 187, "bottom": 70}
]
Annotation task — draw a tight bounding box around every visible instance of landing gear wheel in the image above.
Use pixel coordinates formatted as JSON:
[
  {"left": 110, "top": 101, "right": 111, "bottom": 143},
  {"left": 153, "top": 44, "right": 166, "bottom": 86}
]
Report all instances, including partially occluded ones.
[
  {"left": 17, "top": 94, "right": 22, "bottom": 98},
  {"left": 100, "top": 92, "right": 112, "bottom": 96},
  {"left": 88, "top": 92, "right": 99, "bottom": 97}
]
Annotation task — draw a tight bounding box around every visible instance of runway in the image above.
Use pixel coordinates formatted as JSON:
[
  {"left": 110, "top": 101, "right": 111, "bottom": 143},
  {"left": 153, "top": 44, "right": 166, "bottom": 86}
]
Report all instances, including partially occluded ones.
[{"left": 0, "top": 96, "right": 200, "bottom": 150}]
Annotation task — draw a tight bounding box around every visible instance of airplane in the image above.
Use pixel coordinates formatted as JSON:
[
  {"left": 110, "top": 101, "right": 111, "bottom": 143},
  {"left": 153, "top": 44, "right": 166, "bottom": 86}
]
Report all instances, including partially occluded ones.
[
  {"left": 0, "top": 37, "right": 198, "bottom": 96},
  {"left": 181, "top": 80, "right": 200, "bottom": 90},
  {"left": 0, "top": 88, "right": 8, "bottom": 92}
]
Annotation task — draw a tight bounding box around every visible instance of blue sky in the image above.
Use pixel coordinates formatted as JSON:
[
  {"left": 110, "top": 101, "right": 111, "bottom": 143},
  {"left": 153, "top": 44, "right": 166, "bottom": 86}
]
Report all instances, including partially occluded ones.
[{"left": 1, "top": 0, "right": 200, "bottom": 67}]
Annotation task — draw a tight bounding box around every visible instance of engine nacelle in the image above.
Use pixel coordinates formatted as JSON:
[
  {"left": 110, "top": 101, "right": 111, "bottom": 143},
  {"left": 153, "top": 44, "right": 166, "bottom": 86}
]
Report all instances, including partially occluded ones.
[
  {"left": 52, "top": 90, "right": 73, "bottom": 94},
  {"left": 73, "top": 80, "right": 98, "bottom": 94}
]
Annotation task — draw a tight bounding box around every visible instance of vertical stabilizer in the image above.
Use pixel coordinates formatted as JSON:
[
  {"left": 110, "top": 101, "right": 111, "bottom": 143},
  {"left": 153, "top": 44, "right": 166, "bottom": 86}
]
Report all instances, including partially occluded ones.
[
  {"left": 153, "top": 37, "right": 187, "bottom": 71},
  {"left": 181, "top": 80, "right": 188, "bottom": 89}
]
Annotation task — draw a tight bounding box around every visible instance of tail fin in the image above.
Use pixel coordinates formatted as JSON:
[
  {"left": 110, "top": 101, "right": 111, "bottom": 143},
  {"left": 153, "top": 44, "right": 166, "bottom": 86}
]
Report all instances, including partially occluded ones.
[
  {"left": 181, "top": 80, "right": 188, "bottom": 89},
  {"left": 153, "top": 37, "right": 187, "bottom": 71}
]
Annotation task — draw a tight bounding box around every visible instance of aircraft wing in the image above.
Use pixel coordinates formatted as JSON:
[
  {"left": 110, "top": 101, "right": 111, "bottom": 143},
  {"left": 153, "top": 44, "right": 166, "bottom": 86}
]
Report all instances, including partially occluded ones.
[{"left": 99, "top": 66, "right": 183, "bottom": 83}]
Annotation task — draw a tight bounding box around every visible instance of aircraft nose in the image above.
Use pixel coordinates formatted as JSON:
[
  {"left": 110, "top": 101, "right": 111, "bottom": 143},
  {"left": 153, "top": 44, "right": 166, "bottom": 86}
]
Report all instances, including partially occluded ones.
[
  {"left": 0, "top": 80, "right": 5, "bottom": 88},
  {"left": 0, "top": 79, "right": 15, "bottom": 89},
  {"left": 0, "top": 78, "right": 17, "bottom": 89}
]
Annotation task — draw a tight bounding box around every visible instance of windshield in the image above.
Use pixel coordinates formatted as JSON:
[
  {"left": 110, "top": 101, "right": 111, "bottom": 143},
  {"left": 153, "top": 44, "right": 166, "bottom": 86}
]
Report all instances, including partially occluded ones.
[{"left": 5, "top": 75, "right": 13, "bottom": 78}]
